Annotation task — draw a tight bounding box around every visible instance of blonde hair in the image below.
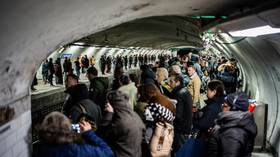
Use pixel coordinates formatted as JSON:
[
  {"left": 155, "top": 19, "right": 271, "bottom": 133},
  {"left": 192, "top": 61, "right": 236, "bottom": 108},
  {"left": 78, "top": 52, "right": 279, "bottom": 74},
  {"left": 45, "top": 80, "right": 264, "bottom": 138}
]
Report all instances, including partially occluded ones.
[
  {"left": 171, "top": 65, "right": 182, "bottom": 74},
  {"left": 157, "top": 68, "right": 169, "bottom": 80}
]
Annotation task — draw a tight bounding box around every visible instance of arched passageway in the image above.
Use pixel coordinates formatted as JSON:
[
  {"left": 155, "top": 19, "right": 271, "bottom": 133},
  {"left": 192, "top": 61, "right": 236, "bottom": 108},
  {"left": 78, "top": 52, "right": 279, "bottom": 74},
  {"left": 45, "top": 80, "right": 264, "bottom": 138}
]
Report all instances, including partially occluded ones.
[{"left": 0, "top": 0, "right": 280, "bottom": 157}]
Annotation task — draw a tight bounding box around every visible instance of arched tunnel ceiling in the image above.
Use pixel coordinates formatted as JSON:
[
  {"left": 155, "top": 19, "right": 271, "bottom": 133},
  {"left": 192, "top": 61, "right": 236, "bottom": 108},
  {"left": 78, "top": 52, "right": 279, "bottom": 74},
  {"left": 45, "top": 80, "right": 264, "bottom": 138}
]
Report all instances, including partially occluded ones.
[
  {"left": 76, "top": 16, "right": 203, "bottom": 49},
  {"left": 73, "top": 0, "right": 276, "bottom": 50},
  {"left": 1, "top": 0, "right": 280, "bottom": 157},
  {"left": 0, "top": 0, "right": 276, "bottom": 104}
]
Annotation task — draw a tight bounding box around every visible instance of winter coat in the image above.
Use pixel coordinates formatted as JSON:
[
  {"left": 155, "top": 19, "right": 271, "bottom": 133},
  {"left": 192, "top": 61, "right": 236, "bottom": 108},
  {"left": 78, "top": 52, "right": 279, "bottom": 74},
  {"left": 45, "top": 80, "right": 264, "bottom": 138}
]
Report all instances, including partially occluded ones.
[
  {"left": 100, "top": 91, "right": 145, "bottom": 157},
  {"left": 33, "top": 130, "right": 114, "bottom": 157},
  {"left": 89, "top": 77, "right": 109, "bottom": 111},
  {"left": 187, "top": 73, "right": 201, "bottom": 106},
  {"left": 63, "top": 84, "right": 102, "bottom": 125},
  {"left": 171, "top": 85, "right": 193, "bottom": 134},
  {"left": 118, "top": 82, "right": 138, "bottom": 110},
  {"left": 208, "top": 111, "right": 257, "bottom": 157},
  {"left": 194, "top": 96, "right": 225, "bottom": 132},
  {"left": 42, "top": 62, "right": 49, "bottom": 75}
]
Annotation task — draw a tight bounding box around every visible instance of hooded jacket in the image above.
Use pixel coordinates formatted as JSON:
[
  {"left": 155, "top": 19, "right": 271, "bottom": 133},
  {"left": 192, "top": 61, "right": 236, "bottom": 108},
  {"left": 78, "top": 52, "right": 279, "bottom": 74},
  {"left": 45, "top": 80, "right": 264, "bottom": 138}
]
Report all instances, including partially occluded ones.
[
  {"left": 208, "top": 111, "right": 257, "bottom": 157},
  {"left": 100, "top": 90, "right": 145, "bottom": 157},
  {"left": 63, "top": 84, "right": 102, "bottom": 125}
]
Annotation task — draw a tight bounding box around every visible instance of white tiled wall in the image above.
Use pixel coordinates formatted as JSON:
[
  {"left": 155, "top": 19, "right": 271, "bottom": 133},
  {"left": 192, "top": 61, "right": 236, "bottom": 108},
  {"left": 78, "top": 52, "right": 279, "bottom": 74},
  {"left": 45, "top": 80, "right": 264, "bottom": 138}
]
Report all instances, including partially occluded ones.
[{"left": 0, "top": 111, "right": 31, "bottom": 157}]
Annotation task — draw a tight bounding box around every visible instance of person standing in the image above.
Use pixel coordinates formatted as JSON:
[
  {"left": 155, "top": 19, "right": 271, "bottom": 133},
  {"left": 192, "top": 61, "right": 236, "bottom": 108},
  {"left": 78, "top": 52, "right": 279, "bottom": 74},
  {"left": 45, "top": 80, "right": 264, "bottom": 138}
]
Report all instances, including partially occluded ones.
[
  {"left": 208, "top": 92, "right": 257, "bottom": 157},
  {"left": 54, "top": 58, "right": 63, "bottom": 85},
  {"left": 74, "top": 57, "right": 81, "bottom": 79},
  {"left": 86, "top": 67, "right": 109, "bottom": 111},
  {"left": 187, "top": 64, "right": 202, "bottom": 109},
  {"left": 169, "top": 74, "right": 193, "bottom": 153},
  {"left": 100, "top": 90, "right": 145, "bottom": 157},
  {"left": 48, "top": 58, "right": 55, "bottom": 86},
  {"left": 42, "top": 59, "right": 49, "bottom": 84}
]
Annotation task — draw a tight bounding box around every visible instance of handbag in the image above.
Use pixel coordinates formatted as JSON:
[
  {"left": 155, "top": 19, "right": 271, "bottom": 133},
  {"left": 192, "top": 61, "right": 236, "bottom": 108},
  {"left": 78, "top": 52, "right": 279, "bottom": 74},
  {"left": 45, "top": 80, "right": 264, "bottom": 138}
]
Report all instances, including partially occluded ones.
[{"left": 150, "top": 122, "right": 174, "bottom": 157}]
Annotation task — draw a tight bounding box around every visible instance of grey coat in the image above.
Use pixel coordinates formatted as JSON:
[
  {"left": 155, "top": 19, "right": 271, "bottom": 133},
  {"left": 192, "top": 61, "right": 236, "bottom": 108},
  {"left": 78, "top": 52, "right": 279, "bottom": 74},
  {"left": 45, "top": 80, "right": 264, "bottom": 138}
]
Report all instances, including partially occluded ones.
[{"left": 100, "top": 90, "right": 145, "bottom": 157}]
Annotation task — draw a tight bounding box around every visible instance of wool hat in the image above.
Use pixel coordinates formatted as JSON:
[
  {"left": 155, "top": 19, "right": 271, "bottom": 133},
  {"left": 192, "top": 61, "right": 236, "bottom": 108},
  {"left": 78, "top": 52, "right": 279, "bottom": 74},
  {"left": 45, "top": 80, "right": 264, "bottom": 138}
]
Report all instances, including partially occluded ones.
[{"left": 224, "top": 92, "right": 249, "bottom": 111}]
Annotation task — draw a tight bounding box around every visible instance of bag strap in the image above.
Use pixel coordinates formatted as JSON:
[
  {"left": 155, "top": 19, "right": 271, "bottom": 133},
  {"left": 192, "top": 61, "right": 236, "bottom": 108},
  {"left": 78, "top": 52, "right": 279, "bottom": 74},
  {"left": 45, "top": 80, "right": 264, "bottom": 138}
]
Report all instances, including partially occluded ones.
[{"left": 78, "top": 103, "right": 87, "bottom": 114}]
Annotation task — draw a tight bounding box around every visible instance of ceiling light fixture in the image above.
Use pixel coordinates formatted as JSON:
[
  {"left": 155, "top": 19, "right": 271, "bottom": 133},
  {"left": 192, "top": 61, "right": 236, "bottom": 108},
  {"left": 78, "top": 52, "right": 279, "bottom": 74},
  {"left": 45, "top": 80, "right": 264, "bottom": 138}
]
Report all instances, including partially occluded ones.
[{"left": 229, "top": 25, "right": 280, "bottom": 37}]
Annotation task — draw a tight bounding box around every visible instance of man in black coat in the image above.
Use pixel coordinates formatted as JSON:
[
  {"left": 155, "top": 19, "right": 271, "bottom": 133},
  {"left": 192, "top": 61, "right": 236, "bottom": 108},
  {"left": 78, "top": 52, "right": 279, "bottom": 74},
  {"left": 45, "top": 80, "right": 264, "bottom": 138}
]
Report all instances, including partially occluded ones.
[
  {"left": 86, "top": 67, "right": 109, "bottom": 111},
  {"left": 63, "top": 74, "right": 101, "bottom": 126},
  {"left": 169, "top": 74, "right": 193, "bottom": 153},
  {"left": 208, "top": 92, "right": 257, "bottom": 157}
]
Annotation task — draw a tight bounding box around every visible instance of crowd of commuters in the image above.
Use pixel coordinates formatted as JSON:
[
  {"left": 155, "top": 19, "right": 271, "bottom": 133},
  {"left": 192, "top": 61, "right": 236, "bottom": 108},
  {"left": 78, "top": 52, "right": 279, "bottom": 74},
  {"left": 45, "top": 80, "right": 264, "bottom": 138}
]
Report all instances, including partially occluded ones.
[
  {"left": 37, "top": 54, "right": 157, "bottom": 88},
  {"left": 33, "top": 51, "right": 257, "bottom": 157}
]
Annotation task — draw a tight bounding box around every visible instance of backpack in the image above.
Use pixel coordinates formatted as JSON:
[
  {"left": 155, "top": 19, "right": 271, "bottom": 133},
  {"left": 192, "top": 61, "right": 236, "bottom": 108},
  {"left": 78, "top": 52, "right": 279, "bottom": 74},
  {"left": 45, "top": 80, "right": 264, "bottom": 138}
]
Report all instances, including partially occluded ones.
[{"left": 150, "top": 122, "right": 174, "bottom": 157}]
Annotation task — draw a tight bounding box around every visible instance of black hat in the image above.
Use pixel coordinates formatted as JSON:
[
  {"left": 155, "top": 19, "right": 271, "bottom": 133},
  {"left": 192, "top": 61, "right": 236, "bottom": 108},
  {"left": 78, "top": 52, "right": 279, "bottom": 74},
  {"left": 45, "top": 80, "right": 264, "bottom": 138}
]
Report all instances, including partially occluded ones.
[{"left": 225, "top": 92, "right": 249, "bottom": 111}]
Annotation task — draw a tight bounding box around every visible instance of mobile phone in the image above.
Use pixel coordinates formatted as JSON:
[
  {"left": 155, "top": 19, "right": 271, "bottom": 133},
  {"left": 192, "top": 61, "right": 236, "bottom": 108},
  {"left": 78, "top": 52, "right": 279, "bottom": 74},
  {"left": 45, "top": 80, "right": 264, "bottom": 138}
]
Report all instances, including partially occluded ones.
[{"left": 71, "top": 123, "right": 81, "bottom": 133}]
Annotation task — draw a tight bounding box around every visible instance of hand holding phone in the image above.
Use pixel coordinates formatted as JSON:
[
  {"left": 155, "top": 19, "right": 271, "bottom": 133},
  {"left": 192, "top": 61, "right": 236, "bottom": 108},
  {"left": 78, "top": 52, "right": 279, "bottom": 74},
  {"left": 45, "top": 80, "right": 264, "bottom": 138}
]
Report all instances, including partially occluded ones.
[
  {"left": 79, "top": 121, "right": 91, "bottom": 133},
  {"left": 71, "top": 124, "right": 81, "bottom": 133}
]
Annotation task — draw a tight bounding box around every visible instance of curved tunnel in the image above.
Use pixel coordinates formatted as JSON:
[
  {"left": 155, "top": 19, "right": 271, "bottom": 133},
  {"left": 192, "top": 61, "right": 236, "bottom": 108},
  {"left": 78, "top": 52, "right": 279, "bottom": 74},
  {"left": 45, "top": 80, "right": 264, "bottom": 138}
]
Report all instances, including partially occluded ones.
[{"left": 0, "top": 0, "right": 280, "bottom": 156}]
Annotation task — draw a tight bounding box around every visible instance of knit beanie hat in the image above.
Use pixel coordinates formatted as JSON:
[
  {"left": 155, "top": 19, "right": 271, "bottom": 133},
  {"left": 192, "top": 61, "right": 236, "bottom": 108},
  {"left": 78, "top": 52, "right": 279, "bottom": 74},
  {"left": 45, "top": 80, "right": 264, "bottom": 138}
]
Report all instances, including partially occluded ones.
[
  {"left": 224, "top": 92, "right": 249, "bottom": 111},
  {"left": 107, "top": 90, "right": 129, "bottom": 107}
]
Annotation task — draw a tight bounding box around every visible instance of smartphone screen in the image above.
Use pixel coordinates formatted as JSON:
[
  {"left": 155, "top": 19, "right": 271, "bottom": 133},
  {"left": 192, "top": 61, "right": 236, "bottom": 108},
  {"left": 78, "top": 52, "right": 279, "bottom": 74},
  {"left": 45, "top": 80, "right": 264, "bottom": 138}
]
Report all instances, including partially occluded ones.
[{"left": 71, "top": 124, "right": 80, "bottom": 133}]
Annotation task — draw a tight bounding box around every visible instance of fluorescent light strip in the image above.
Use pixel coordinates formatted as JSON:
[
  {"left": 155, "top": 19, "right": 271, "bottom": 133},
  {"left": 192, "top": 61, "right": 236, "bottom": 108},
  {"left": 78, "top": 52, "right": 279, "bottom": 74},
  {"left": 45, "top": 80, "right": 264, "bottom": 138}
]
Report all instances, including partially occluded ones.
[{"left": 229, "top": 25, "right": 280, "bottom": 37}]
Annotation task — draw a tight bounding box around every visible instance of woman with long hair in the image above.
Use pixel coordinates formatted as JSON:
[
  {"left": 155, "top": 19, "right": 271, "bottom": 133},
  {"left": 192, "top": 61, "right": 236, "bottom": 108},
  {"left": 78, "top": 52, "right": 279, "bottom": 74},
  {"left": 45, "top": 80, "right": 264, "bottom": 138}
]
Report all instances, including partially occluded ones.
[{"left": 143, "top": 83, "right": 176, "bottom": 141}]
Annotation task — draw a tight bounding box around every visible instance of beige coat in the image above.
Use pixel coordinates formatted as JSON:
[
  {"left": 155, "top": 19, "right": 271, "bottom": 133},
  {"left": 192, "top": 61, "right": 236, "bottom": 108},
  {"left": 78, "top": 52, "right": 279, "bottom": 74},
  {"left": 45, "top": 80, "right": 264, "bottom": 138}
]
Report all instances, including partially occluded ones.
[
  {"left": 118, "top": 82, "right": 138, "bottom": 110},
  {"left": 187, "top": 73, "right": 201, "bottom": 106}
]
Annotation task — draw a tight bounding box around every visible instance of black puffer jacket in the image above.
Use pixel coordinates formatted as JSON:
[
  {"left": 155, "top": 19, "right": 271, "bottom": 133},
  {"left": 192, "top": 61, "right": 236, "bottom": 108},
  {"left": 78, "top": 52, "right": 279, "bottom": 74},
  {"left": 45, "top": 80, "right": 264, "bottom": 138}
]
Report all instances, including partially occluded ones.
[{"left": 208, "top": 111, "right": 257, "bottom": 157}]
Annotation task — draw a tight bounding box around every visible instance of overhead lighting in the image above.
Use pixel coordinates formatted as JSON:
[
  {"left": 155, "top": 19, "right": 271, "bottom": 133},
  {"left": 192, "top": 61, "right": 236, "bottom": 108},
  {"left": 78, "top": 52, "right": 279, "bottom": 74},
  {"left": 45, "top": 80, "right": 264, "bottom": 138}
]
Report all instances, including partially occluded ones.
[
  {"left": 58, "top": 46, "right": 65, "bottom": 54},
  {"left": 74, "top": 42, "right": 85, "bottom": 46},
  {"left": 229, "top": 25, "right": 280, "bottom": 37}
]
